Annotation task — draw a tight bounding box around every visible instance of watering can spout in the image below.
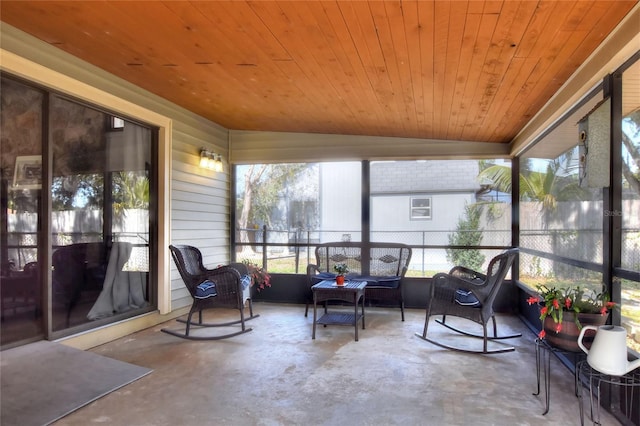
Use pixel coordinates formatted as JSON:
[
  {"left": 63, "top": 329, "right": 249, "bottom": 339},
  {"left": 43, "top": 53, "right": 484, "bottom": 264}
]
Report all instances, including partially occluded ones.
[{"left": 578, "top": 325, "right": 640, "bottom": 376}]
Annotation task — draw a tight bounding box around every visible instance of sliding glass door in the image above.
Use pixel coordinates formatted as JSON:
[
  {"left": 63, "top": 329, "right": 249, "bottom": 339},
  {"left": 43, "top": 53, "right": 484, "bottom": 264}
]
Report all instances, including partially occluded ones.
[
  {"left": 50, "top": 95, "right": 154, "bottom": 332},
  {"left": 0, "top": 77, "right": 45, "bottom": 346},
  {"left": 1, "top": 74, "right": 157, "bottom": 347}
]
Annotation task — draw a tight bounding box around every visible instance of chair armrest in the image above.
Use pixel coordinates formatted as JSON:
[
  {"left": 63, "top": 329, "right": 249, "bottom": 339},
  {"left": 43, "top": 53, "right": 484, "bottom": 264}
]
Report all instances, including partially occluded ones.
[
  {"left": 448, "top": 266, "right": 486, "bottom": 282},
  {"left": 228, "top": 262, "right": 249, "bottom": 277},
  {"left": 204, "top": 266, "right": 242, "bottom": 296},
  {"left": 400, "top": 264, "right": 409, "bottom": 277},
  {"left": 307, "top": 264, "right": 320, "bottom": 276}
]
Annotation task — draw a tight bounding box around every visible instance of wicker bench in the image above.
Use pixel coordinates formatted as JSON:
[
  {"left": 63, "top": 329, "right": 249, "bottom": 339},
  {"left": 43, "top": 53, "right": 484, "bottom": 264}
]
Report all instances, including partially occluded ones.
[{"left": 306, "top": 242, "right": 412, "bottom": 321}]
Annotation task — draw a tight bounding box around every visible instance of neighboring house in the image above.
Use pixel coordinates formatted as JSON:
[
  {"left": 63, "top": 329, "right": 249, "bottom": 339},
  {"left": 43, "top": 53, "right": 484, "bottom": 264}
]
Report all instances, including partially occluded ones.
[
  {"left": 317, "top": 161, "right": 481, "bottom": 242},
  {"left": 318, "top": 161, "right": 484, "bottom": 270},
  {"left": 372, "top": 161, "right": 482, "bottom": 271},
  {"left": 370, "top": 160, "right": 480, "bottom": 235}
]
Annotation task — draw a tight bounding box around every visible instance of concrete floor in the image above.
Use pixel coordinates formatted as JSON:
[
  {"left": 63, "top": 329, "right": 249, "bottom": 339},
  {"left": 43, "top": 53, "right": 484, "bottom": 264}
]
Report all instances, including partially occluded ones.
[{"left": 54, "top": 303, "right": 619, "bottom": 426}]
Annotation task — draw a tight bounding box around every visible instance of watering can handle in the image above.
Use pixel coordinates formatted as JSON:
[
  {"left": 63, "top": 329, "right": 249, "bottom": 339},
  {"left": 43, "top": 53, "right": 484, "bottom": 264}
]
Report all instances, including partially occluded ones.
[{"left": 577, "top": 325, "right": 598, "bottom": 354}]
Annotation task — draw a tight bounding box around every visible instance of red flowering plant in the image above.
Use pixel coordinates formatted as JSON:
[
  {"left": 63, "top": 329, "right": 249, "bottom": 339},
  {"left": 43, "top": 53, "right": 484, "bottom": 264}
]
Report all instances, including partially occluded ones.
[
  {"left": 526, "top": 284, "right": 616, "bottom": 340},
  {"left": 242, "top": 260, "right": 271, "bottom": 292}
]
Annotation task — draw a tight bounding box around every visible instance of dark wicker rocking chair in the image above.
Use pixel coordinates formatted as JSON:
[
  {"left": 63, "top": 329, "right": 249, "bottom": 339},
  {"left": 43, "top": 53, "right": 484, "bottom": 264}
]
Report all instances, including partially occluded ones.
[
  {"left": 163, "top": 245, "right": 259, "bottom": 340},
  {"left": 416, "top": 248, "right": 521, "bottom": 354}
]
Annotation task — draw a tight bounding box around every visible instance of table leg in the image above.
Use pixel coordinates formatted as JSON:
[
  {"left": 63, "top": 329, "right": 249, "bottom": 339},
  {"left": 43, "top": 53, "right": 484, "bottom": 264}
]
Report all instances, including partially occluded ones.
[
  {"left": 354, "top": 293, "right": 358, "bottom": 341},
  {"left": 578, "top": 361, "right": 599, "bottom": 426},
  {"left": 534, "top": 340, "right": 542, "bottom": 397},
  {"left": 591, "top": 376, "right": 602, "bottom": 426},
  {"left": 361, "top": 293, "right": 365, "bottom": 329},
  {"left": 542, "top": 345, "right": 551, "bottom": 415},
  {"left": 532, "top": 339, "right": 552, "bottom": 415},
  {"left": 312, "top": 295, "right": 317, "bottom": 339},
  {"left": 577, "top": 361, "right": 585, "bottom": 426}
]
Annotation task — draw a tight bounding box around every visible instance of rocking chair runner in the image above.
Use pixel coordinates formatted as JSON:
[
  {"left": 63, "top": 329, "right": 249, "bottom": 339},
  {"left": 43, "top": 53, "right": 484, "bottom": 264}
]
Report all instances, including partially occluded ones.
[
  {"left": 164, "top": 245, "right": 259, "bottom": 340},
  {"left": 416, "top": 248, "right": 521, "bottom": 354}
]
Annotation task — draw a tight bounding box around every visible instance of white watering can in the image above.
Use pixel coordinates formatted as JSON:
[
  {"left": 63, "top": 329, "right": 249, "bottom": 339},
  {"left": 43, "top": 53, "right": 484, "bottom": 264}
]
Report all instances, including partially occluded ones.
[{"left": 578, "top": 325, "right": 640, "bottom": 376}]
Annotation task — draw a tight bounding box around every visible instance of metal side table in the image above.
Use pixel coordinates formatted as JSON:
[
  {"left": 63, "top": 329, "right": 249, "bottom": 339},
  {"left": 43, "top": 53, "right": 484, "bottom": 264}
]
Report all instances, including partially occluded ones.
[
  {"left": 533, "top": 338, "right": 585, "bottom": 415},
  {"left": 577, "top": 360, "right": 640, "bottom": 426}
]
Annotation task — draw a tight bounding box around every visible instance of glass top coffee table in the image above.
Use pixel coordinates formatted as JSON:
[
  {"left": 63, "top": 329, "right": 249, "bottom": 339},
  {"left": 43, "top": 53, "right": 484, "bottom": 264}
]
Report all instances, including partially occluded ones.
[{"left": 311, "top": 280, "right": 367, "bottom": 341}]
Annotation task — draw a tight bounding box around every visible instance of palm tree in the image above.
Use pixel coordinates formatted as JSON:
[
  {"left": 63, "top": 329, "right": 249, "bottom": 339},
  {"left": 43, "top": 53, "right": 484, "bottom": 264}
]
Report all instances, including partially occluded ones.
[{"left": 478, "top": 148, "right": 589, "bottom": 212}]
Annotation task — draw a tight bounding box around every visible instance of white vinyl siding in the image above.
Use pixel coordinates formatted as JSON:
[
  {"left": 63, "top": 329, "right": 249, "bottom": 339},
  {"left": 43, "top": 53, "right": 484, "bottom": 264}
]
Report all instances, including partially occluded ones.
[{"left": 229, "top": 130, "right": 510, "bottom": 163}]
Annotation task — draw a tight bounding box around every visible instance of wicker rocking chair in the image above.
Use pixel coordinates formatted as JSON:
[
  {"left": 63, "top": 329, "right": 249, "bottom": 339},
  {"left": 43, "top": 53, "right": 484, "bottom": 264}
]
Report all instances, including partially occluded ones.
[
  {"left": 163, "top": 245, "right": 259, "bottom": 340},
  {"left": 416, "top": 248, "right": 520, "bottom": 354}
]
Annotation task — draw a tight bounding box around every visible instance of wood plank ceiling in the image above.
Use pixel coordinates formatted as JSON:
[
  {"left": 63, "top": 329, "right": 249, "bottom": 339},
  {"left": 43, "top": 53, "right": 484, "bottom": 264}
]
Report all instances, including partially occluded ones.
[{"left": 0, "top": 1, "right": 636, "bottom": 144}]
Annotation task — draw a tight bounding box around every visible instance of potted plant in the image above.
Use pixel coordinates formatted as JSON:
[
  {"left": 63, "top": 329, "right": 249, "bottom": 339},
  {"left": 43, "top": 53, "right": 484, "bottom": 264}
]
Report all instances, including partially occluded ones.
[
  {"left": 526, "top": 284, "right": 616, "bottom": 351},
  {"left": 242, "top": 260, "right": 271, "bottom": 292},
  {"left": 333, "top": 263, "right": 349, "bottom": 285}
]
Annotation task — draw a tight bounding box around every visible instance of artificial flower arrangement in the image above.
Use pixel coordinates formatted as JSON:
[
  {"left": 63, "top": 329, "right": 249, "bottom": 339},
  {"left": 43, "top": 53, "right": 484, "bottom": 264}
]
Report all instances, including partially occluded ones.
[
  {"left": 333, "top": 263, "right": 349, "bottom": 275},
  {"left": 242, "top": 260, "right": 271, "bottom": 292},
  {"left": 526, "top": 284, "right": 616, "bottom": 339}
]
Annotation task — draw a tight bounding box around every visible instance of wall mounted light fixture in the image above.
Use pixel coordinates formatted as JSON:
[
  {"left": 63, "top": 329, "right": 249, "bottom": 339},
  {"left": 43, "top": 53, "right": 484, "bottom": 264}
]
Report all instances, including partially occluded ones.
[{"left": 199, "top": 148, "right": 223, "bottom": 172}]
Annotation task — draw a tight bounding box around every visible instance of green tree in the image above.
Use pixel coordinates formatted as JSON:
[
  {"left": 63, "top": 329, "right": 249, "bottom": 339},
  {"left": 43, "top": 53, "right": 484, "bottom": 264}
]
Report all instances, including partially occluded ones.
[
  {"left": 478, "top": 149, "right": 588, "bottom": 212},
  {"left": 446, "top": 203, "right": 485, "bottom": 271},
  {"left": 237, "top": 164, "right": 306, "bottom": 252},
  {"left": 237, "top": 164, "right": 268, "bottom": 248},
  {"left": 51, "top": 174, "right": 104, "bottom": 210},
  {"left": 112, "top": 171, "right": 149, "bottom": 214}
]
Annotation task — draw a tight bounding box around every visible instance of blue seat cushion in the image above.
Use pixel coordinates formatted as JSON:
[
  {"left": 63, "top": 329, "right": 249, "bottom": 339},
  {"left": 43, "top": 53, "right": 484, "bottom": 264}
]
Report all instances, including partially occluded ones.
[
  {"left": 240, "top": 274, "right": 252, "bottom": 291},
  {"left": 194, "top": 280, "right": 217, "bottom": 299},
  {"left": 454, "top": 289, "right": 481, "bottom": 307},
  {"left": 353, "top": 275, "right": 401, "bottom": 288}
]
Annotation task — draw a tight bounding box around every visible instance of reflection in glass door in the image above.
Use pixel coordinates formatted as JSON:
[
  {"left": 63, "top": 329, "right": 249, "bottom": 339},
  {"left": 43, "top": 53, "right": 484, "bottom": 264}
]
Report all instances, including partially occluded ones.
[
  {"left": 0, "top": 77, "right": 44, "bottom": 347},
  {"left": 50, "top": 96, "right": 152, "bottom": 332},
  {"left": 1, "top": 74, "right": 156, "bottom": 347}
]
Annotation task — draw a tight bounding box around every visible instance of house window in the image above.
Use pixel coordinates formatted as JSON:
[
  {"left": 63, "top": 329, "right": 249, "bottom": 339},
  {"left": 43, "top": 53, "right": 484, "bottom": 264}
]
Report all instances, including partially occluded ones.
[{"left": 410, "top": 197, "right": 432, "bottom": 220}]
